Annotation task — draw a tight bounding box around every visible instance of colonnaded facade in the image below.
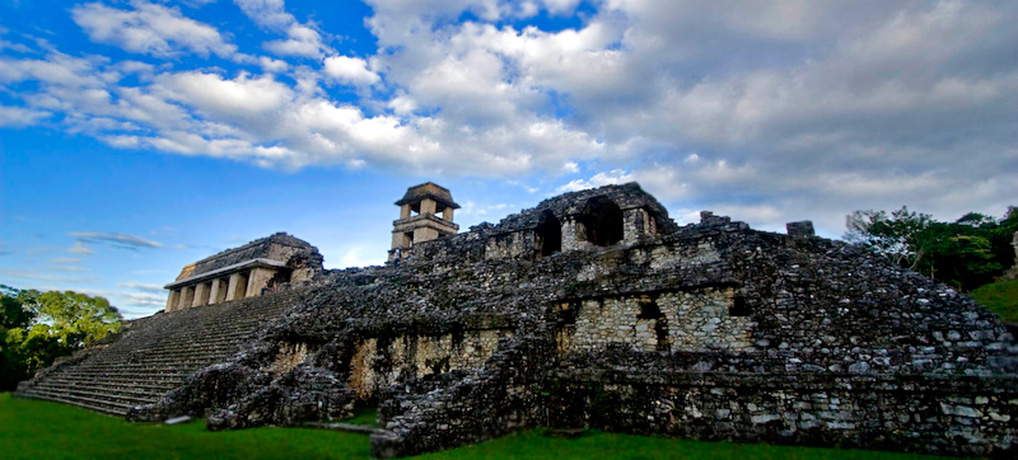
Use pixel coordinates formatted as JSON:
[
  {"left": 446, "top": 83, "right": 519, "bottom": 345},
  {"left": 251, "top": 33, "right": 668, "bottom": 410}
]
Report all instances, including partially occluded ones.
[{"left": 16, "top": 182, "right": 1018, "bottom": 458}]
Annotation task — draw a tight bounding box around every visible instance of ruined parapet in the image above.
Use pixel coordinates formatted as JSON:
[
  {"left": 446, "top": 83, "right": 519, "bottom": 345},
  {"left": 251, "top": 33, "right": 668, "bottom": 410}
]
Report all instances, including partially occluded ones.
[
  {"left": 786, "top": 220, "right": 815, "bottom": 238},
  {"left": 164, "top": 233, "right": 324, "bottom": 312},
  {"left": 390, "top": 182, "right": 460, "bottom": 262},
  {"left": 485, "top": 183, "right": 676, "bottom": 260}
]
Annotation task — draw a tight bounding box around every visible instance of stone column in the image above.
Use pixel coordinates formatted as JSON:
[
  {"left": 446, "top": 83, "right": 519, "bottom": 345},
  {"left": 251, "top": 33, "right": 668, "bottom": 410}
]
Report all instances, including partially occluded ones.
[
  {"left": 226, "top": 272, "right": 245, "bottom": 301},
  {"left": 420, "top": 198, "right": 437, "bottom": 216},
  {"left": 166, "top": 289, "right": 180, "bottom": 312},
  {"left": 443, "top": 207, "right": 454, "bottom": 222},
  {"left": 208, "top": 279, "right": 222, "bottom": 305},
  {"left": 210, "top": 278, "right": 228, "bottom": 304},
  {"left": 400, "top": 204, "right": 411, "bottom": 219},
  {"left": 246, "top": 267, "right": 277, "bottom": 298},
  {"left": 623, "top": 208, "right": 656, "bottom": 245},
  {"left": 192, "top": 282, "right": 210, "bottom": 308},
  {"left": 561, "top": 217, "right": 588, "bottom": 251},
  {"left": 179, "top": 286, "right": 195, "bottom": 310}
]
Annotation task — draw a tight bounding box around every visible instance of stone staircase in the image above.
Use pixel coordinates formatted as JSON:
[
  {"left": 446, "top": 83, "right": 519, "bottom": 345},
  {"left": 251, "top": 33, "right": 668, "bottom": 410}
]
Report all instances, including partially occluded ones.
[{"left": 15, "top": 289, "right": 305, "bottom": 416}]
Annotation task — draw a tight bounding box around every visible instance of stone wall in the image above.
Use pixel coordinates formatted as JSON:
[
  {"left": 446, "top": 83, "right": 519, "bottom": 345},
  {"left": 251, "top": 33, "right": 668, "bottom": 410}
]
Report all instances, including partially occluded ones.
[
  {"left": 548, "top": 370, "right": 1017, "bottom": 457},
  {"left": 348, "top": 329, "right": 512, "bottom": 400},
  {"left": 558, "top": 289, "right": 754, "bottom": 354},
  {"left": 372, "top": 335, "right": 554, "bottom": 458}
]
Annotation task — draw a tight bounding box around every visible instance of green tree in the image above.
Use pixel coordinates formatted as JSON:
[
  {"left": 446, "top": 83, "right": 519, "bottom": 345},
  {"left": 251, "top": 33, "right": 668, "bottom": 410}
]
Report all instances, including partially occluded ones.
[
  {"left": 845, "top": 207, "right": 1018, "bottom": 291},
  {"left": 845, "top": 206, "right": 935, "bottom": 271},
  {"left": 0, "top": 286, "right": 122, "bottom": 391},
  {"left": 1, "top": 285, "right": 37, "bottom": 390}
]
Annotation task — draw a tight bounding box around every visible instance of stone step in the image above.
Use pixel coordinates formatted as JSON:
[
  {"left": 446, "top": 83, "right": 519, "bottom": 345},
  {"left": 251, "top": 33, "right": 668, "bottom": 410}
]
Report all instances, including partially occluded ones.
[
  {"left": 19, "top": 288, "right": 304, "bottom": 417},
  {"left": 141, "top": 330, "right": 256, "bottom": 341},
  {"left": 128, "top": 346, "right": 244, "bottom": 359},
  {"left": 34, "top": 380, "right": 172, "bottom": 399},
  {"left": 20, "top": 392, "right": 128, "bottom": 416},
  {"left": 20, "top": 389, "right": 135, "bottom": 416},
  {"left": 112, "top": 354, "right": 232, "bottom": 364},
  {"left": 46, "top": 374, "right": 181, "bottom": 388},
  {"left": 55, "top": 368, "right": 191, "bottom": 378},
  {"left": 133, "top": 338, "right": 253, "bottom": 355},
  {"left": 27, "top": 384, "right": 160, "bottom": 406}
]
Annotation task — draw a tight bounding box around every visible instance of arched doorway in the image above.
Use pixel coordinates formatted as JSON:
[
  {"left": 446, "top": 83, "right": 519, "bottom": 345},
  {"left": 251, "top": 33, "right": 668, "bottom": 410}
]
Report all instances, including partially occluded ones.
[
  {"left": 579, "top": 196, "right": 623, "bottom": 246},
  {"left": 535, "top": 210, "right": 562, "bottom": 257}
]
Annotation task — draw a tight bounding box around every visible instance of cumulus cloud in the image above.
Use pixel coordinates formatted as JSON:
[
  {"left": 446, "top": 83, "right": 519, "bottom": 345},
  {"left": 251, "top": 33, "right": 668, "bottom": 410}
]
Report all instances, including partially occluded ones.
[
  {"left": 558, "top": 169, "right": 634, "bottom": 193},
  {"left": 323, "top": 55, "right": 380, "bottom": 86},
  {"left": 264, "top": 24, "right": 327, "bottom": 58},
  {"left": 72, "top": 0, "right": 240, "bottom": 59},
  {"left": 0, "top": 0, "right": 1015, "bottom": 233},
  {"left": 233, "top": 0, "right": 328, "bottom": 58},
  {"left": 0, "top": 105, "right": 50, "bottom": 127}
]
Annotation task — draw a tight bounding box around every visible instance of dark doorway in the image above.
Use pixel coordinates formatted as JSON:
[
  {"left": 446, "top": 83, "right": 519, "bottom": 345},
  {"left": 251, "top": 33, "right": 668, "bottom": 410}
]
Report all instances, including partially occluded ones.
[
  {"left": 579, "top": 196, "right": 623, "bottom": 246},
  {"left": 535, "top": 210, "right": 562, "bottom": 257}
]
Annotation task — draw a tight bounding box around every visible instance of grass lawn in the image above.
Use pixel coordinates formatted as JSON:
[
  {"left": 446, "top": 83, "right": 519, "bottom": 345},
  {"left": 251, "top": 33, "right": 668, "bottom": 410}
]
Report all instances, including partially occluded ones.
[
  {"left": 0, "top": 393, "right": 974, "bottom": 460},
  {"left": 971, "top": 279, "right": 1018, "bottom": 323}
]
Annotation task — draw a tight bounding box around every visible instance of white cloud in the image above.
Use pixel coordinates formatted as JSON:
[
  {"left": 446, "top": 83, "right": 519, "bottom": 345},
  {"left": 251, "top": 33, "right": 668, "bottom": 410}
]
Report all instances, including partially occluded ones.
[
  {"left": 558, "top": 169, "right": 634, "bottom": 193},
  {"left": 323, "top": 55, "right": 380, "bottom": 86},
  {"left": 233, "top": 0, "right": 328, "bottom": 58},
  {"left": 264, "top": 24, "right": 326, "bottom": 58},
  {"left": 72, "top": 0, "right": 240, "bottom": 59},
  {"left": 233, "top": 0, "right": 293, "bottom": 30},
  {"left": 0, "top": 0, "right": 1015, "bottom": 235},
  {"left": 121, "top": 291, "right": 166, "bottom": 308},
  {"left": 118, "top": 281, "right": 166, "bottom": 293},
  {"left": 69, "top": 232, "right": 163, "bottom": 249},
  {"left": 156, "top": 71, "right": 292, "bottom": 119},
  {"left": 0, "top": 105, "right": 50, "bottom": 127}
]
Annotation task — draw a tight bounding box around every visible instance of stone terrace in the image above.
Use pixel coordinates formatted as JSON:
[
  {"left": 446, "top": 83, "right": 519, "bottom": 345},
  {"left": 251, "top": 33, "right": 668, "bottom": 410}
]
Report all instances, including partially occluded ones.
[{"left": 15, "top": 288, "right": 305, "bottom": 416}]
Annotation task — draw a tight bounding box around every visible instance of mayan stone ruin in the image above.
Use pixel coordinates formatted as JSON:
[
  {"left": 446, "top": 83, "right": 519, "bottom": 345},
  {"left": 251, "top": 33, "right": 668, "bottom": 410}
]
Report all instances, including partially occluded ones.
[{"left": 15, "top": 182, "right": 1018, "bottom": 458}]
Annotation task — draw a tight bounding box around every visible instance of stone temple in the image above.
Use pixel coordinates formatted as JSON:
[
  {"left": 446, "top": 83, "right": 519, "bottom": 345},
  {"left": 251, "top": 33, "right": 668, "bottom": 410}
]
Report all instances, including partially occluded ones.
[{"left": 16, "top": 182, "right": 1018, "bottom": 458}]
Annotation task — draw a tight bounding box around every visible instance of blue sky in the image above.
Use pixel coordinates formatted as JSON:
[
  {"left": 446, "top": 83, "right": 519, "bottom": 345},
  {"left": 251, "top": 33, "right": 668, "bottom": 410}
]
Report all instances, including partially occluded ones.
[{"left": 1, "top": 0, "right": 1016, "bottom": 318}]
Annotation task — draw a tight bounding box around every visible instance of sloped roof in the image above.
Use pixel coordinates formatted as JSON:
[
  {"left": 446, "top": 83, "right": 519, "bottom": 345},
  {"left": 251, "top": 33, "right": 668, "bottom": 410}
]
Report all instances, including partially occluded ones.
[{"left": 395, "top": 182, "right": 460, "bottom": 209}]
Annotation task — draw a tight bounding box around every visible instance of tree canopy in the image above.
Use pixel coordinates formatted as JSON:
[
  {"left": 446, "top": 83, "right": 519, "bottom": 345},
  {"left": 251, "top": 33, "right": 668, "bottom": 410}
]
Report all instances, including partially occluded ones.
[
  {"left": 0, "top": 286, "right": 122, "bottom": 391},
  {"left": 845, "top": 207, "right": 1018, "bottom": 291}
]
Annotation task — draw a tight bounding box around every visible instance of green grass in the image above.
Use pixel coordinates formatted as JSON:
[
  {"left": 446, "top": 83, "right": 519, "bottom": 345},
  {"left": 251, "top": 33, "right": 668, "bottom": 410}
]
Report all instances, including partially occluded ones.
[
  {"left": 971, "top": 279, "right": 1018, "bottom": 322},
  {"left": 0, "top": 393, "right": 973, "bottom": 460},
  {"left": 345, "top": 407, "right": 380, "bottom": 426}
]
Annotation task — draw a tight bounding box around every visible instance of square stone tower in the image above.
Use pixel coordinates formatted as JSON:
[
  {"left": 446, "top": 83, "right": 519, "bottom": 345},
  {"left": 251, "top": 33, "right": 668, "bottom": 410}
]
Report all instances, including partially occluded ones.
[{"left": 390, "top": 182, "right": 460, "bottom": 261}]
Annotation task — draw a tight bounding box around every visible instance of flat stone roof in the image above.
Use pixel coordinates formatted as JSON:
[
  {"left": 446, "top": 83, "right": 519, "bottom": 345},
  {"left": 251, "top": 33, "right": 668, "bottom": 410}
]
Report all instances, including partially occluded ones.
[{"left": 165, "top": 258, "right": 288, "bottom": 290}]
